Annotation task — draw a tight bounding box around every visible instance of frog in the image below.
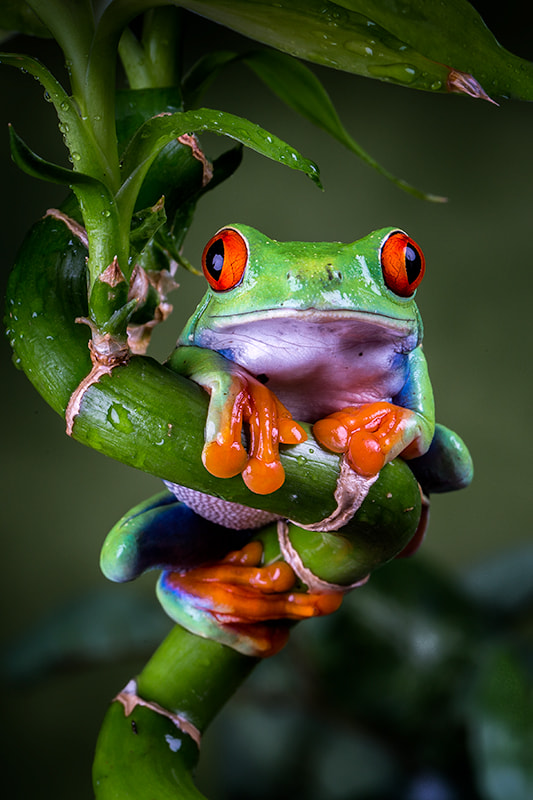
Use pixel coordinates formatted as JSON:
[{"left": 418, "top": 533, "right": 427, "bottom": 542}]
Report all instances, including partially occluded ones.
[{"left": 101, "top": 224, "right": 472, "bottom": 656}]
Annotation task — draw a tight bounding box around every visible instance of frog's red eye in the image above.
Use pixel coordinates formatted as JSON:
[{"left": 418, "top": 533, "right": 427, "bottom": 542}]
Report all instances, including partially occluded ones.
[
  {"left": 202, "top": 228, "right": 248, "bottom": 292},
  {"left": 381, "top": 231, "right": 425, "bottom": 297}
]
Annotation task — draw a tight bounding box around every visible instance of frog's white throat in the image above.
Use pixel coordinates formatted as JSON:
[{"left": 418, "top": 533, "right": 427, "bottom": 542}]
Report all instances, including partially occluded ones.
[{"left": 195, "top": 310, "right": 418, "bottom": 421}]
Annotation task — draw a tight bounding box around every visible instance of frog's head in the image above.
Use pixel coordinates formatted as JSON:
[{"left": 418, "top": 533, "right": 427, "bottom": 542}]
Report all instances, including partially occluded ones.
[{"left": 182, "top": 224, "right": 425, "bottom": 349}]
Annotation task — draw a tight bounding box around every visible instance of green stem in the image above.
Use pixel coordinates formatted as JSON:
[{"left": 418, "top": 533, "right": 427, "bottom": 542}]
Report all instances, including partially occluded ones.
[
  {"left": 86, "top": 0, "right": 180, "bottom": 181},
  {"left": 142, "top": 6, "right": 183, "bottom": 88},
  {"left": 118, "top": 9, "right": 183, "bottom": 103},
  {"left": 25, "top": 0, "right": 94, "bottom": 102},
  {"left": 25, "top": 0, "right": 121, "bottom": 190},
  {"left": 93, "top": 626, "right": 255, "bottom": 799},
  {"left": 119, "top": 26, "right": 153, "bottom": 90},
  {"left": 138, "top": 626, "right": 256, "bottom": 732},
  {"left": 84, "top": 6, "right": 184, "bottom": 329}
]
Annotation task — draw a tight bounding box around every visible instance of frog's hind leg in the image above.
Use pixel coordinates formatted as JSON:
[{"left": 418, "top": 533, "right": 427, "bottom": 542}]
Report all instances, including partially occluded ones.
[
  {"left": 101, "top": 491, "right": 341, "bottom": 658},
  {"left": 157, "top": 540, "right": 342, "bottom": 658},
  {"left": 100, "top": 490, "right": 252, "bottom": 583},
  {"left": 407, "top": 423, "right": 474, "bottom": 494}
]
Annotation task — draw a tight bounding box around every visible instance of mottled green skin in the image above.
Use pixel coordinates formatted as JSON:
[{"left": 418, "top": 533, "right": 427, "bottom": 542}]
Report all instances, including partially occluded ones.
[{"left": 179, "top": 225, "right": 424, "bottom": 343}]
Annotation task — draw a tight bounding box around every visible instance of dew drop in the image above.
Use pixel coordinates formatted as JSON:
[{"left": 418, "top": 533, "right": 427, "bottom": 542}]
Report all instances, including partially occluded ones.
[
  {"left": 344, "top": 38, "right": 375, "bottom": 57},
  {"left": 367, "top": 63, "right": 419, "bottom": 84},
  {"left": 107, "top": 404, "right": 134, "bottom": 433}
]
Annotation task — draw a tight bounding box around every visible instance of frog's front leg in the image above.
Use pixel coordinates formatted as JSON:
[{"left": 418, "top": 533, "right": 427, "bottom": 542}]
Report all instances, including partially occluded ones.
[
  {"left": 313, "top": 347, "right": 435, "bottom": 477},
  {"left": 168, "top": 346, "right": 307, "bottom": 494}
]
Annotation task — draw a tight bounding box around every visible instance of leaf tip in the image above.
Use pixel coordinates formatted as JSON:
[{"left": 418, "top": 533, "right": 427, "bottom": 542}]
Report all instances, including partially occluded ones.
[
  {"left": 308, "top": 161, "right": 323, "bottom": 190},
  {"left": 427, "top": 193, "right": 448, "bottom": 204},
  {"left": 447, "top": 69, "right": 499, "bottom": 106}
]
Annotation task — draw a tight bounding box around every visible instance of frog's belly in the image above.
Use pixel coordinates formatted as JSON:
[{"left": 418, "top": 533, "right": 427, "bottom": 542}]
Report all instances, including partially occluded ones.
[{"left": 199, "top": 316, "right": 415, "bottom": 422}]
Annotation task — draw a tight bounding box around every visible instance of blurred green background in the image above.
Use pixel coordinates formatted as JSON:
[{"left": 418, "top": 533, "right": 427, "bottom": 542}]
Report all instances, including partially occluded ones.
[{"left": 0, "top": 6, "right": 532, "bottom": 798}]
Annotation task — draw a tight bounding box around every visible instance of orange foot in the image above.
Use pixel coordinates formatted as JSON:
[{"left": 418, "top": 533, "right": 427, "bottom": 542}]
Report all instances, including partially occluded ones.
[
  {"left": 169, "top": 347, "right": 307, "bottom": 495},
  {"left": 157, "top": 542, "right": 342, "bottom": 657},
  {"left": 202, "top": 372, "right": 307, "bottom": 495},
  {"left": 313, "top": 402, "right": 420, "bottom": 478}
]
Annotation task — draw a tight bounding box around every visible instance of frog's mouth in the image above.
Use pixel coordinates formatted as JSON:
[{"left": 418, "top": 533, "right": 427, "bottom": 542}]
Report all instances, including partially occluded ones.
[
  {"left": 199, "top": 307, "right": 418, "bottom": 355},
  {"left": 195, "top": 308, "right": 419, "bottom": 420},
  {"left": 207, "top": 306, "right": 416, "bottom": 330}
]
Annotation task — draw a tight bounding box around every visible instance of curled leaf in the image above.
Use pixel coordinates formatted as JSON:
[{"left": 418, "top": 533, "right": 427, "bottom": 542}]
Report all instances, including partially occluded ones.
[
  {"left": 117, "top": 106, "right": 321, "bottom": 221},
  {"left": 242, "top": 48, "right": 445, "bottom": 201},
  {"left": 8, "top": 124, "right": 103, "bottom": 188}
]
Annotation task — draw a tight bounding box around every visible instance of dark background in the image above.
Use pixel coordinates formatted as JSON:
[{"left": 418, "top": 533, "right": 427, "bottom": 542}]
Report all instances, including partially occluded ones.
[{"left": 1, "top": 6, "right": 531, "bottom": 797}]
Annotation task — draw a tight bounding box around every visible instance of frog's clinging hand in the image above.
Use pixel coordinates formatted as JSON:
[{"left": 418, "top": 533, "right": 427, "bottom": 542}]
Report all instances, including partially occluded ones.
[{"left": 168, "top": 224, "right": 434, "bottom": 491}]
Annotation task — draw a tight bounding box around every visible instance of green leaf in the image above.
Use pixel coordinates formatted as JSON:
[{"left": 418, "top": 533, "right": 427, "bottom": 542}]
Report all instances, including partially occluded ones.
[
  {"left": 0, "top": 51, "right": 110, "bottom": 183},
  {"left": 336, "top": 0, "right": 533, "bottom": 101},
  {"left": 8, "top": 124, "right": 103, "bottom": 188},
  {"left": 130, "top": 198, "right": 167, "bottom": 254},
  {"left": 9, "top": 123, "right": 125, "bottom": 314},
  {"left": 182, "top": 48, "right": 443, "bottom": 200},
  {"left": 117, "top": 107, "right": 321, "bottom": 222},
  {"left": 116, "top": 87, "right": 183, "bottom": 151},
  {"left": 179, "top": 0, "right": 533, "bottom": 101},
  {"left": 243, "top": 49, "right": 445, "bottom": 202},
  {"left": 466, "top": 648, "right": 533, "bottom": 800},
  {"left": 177, "top": 0, "right": 452, "bottom": 94}
]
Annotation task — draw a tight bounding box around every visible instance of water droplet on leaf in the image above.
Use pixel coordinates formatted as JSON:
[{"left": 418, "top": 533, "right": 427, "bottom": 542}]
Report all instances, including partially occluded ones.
[
  {"left": 107, "top": 404, "right": 134, "bottom": 433},
  {"left": 368, "top": 63, "right": 419, "bottom": 84}
]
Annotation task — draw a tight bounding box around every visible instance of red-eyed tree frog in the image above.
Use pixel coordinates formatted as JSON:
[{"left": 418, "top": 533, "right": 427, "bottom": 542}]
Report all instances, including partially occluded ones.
[
  {"left": 101, "top": 225, "right": 472, "bottom": 656},
  {"left": 171, "top": 224, "right": 434, "bottom": 492}
]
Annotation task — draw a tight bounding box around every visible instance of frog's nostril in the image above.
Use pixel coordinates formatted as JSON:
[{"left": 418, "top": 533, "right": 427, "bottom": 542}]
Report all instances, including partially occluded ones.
[{"left": 325, "top": 264, "right": 343, "bottom": 282}]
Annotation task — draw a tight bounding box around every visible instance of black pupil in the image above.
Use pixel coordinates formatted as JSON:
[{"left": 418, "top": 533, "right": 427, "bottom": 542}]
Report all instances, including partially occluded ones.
[
  {"left": 405, "top": 244, "right": 421, "bottom": 284},
  {"left": 206, "top": 239, "right": 225, "bottom": 278}
]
